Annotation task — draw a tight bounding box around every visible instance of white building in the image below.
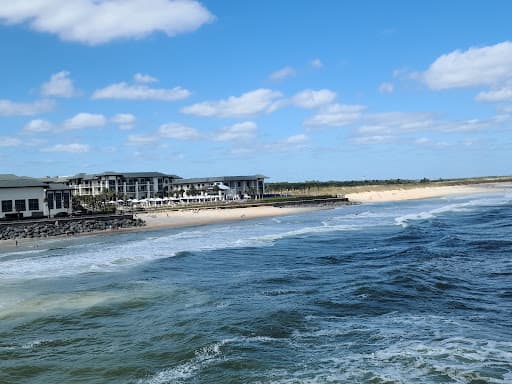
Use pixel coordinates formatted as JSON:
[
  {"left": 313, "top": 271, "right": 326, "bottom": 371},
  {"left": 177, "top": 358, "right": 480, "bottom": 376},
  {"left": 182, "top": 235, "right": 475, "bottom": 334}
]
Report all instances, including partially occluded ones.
[
  {"left": 0, "top": 175, "right": 73, "bottom": 219},
  {"left": 170, "top": 175, "right": 266, "bottom": 200},
  {"left": 65, "top": 172, "right": 181, "bottom": 199}
]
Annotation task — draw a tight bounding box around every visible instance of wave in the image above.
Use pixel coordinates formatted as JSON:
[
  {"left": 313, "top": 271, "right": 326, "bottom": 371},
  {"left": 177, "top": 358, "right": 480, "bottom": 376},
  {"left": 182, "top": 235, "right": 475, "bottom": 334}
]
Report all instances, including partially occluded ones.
[
  {"left": 394, "top": 196, "right": 511, "bottom": 227},
  {"left": 139, "top": 341, "right": 227, "bottom": 384}
]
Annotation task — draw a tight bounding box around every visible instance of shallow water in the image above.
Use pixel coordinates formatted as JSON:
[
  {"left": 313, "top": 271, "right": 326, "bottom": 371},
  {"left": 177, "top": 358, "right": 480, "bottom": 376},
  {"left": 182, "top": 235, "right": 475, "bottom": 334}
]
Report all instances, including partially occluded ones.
[{"left": 1, "top": 191, "right": 511, "bottom": 383}]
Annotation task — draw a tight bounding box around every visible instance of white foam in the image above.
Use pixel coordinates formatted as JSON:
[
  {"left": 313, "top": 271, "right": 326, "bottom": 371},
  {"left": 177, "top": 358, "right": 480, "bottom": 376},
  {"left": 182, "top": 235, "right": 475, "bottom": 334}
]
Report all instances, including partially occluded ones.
[
  {"left": 140, "top": 341, "right": 226, "bottom": 384},
  {"left": 393, "top": 197, "right": 504, "bottom": 227}
]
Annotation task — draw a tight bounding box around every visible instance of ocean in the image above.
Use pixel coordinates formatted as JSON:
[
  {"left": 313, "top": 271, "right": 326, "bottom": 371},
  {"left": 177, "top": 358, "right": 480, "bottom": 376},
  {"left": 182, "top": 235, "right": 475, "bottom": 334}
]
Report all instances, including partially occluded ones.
[{"left": 1, "top": 190, "right": 511, "bottom": 383}]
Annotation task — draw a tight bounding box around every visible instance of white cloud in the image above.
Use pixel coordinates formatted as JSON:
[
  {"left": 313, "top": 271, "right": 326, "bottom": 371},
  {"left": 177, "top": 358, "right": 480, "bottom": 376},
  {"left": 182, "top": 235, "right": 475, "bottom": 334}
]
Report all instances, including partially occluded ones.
[
  {"left": 283, "top": 134, "right": 308, "bottom": 144},
  {"left": 304, "top": 103, "right": 366, "bottom": 127},
  {"left": 214, "top": 121, "right": 257, "bottom": 141},
  {"left": 127, "top": 135, "right": 158, "bottom": 145},
  {"left": 42, "top": 143, "right": 90, "bottom": 153},
  {"left": 414, "top": 137, "right": 450, "bottom": 148},
  {"left": 0, "top": 137, "right": 21, "bottom": 147},
  {"left": 352, "top": 135, "right": 392, "bottom": 145},
  {"left": 415, "top": 137, "right": 432, "bottom": 145},
  {"left": 0, "top": 0, "right": 215, "bottom": 45},
  {"left": 310, "top": 59, "right": 323, "bottom": 69},
  {"left": 40, "top": 71, "right": 77, "bottom": 98},
  {"left": 182, "top": 89, "right": 283, "bottom": 118},
  {"left": 133, "top": 73, "right": 158, "bottom": 84},
  {"left": 269, "top": 66, "right": 296, "bottom": 81},
  {"left": 23, "top": 119, "right": 54, "bottom": 133},
  {"left": 92, "top": 82, "right": 190, "bottom": 101},
  {"left": 111, "top": 113, "right": 136, "bottom": 130},
  {"left": 378, "top": 82, "right": 394, "bottom": 94},
  {"left": 420, "top": 41, "right": 512, "bottom": 89},
  {"left": 158, "top": 123, "right": 200, "bottom": 140},
  {"left": 0, "top": 99, "right": 54, "bottom": 116},
  {"left": 63, "top": 113, "right": 107, "bottom": 130},
  {"left": 291, "top": 89, "right": 336, "bottom": 109},
  {"left": 264, "top": 133, "right": 310, "bottom": 152},
  {"left": 476, "top": 86, "right": 512, "bottom": 102}
]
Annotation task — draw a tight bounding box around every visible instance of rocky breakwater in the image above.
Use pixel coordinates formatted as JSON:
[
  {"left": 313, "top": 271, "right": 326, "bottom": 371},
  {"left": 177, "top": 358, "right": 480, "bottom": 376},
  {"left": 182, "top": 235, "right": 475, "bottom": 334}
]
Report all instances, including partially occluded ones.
[{"left": 0, "top": 216, "right": 145, "bottom": 240}]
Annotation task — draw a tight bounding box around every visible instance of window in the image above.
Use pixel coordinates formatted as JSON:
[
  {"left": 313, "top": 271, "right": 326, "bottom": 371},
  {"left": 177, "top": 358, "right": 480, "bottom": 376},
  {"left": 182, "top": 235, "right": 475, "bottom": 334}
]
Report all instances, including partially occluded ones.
[
  {"left": 1, "top": 200, "right": 12, "bottom": 212},
  {"left": 15, "top": 199, "right": 26, "bottom": 212},
  {"left": 47, "top": 192, "right": 54, "bottom": 209},
  {"left": 28, "top": 199, "right": 39, "bottom": 211},
  {"left": 63, "top": 192, "right": 70, "bottom": 208},
  {"left": 55, "top": 192, "right": 62, "bottom": 209}
]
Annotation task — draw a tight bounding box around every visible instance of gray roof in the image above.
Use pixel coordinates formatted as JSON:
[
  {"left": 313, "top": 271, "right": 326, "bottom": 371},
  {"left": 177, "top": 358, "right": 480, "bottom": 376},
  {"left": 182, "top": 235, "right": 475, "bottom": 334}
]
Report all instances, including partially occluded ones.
[
  {"left": 172, "top": 175, "right": 266, "bottom": 185},
  {"left": 0, "top": 174, "right": 47, "bottom": 189},
  {"left": 68, "top": 171, "right": 181, "bottom": 180},
  {"left": 47, "top": 183, "right": 72, "bottom": 191}
]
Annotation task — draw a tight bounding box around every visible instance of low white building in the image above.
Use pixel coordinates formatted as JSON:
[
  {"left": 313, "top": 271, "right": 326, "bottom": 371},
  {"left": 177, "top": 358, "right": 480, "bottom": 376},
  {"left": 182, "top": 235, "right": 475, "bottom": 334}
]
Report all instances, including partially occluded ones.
[
  {"left": 170, "top": 175, "right": 266, "bottom": 200},
  {"left": 0, "top": 175, "right": 73, "bottom": 219}
]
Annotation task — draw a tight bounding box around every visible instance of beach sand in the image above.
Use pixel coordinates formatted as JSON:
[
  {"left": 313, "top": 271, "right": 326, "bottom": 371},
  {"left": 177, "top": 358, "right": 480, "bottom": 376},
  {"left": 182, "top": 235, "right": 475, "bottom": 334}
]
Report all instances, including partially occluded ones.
[
  {"left": 344, "top": 184, "right": 498, "bottom": 203},
  {"left": 138, "top": 205, "right": 320, "bottom": 230}
]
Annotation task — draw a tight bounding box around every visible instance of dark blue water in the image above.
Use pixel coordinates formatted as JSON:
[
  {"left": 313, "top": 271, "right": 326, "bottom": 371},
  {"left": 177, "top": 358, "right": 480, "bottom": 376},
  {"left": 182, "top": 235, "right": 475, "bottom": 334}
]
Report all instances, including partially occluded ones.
[{"left": 1, "top": 191, "right": 511, "bottom": 383}]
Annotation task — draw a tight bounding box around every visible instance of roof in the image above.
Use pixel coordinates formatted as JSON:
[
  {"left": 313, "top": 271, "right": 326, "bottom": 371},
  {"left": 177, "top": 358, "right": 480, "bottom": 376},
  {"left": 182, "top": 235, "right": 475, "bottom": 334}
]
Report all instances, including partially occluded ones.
[
  {"left": 47, "top": 183, "right": 73, "bottom": 191},
  {"left": 172, "top": 175, "right": 267, "bottom": 185},
  {"left": 68, "top": 171, "right": 182, "bottom": 180},
  {"left": 0, "top": 174, "right": 47, "bottom": 189}
]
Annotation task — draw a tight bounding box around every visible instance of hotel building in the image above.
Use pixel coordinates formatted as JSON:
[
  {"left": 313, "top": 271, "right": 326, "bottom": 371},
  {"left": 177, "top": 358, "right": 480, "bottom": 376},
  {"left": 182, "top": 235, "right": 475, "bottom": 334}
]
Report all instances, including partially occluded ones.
[{"left": 65, "top": 172, "right": 181, "bottom": 199}]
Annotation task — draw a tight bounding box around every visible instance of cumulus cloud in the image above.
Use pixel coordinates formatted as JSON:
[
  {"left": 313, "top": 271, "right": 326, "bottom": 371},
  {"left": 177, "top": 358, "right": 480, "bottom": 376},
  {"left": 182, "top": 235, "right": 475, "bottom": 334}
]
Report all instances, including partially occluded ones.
[
  {"left": 23, "top": 119, "right": 54, "bottom": 133},
  {"left": 111, "top": 113, "right": 136, "bottom": 130},
  {"left": 304, "top": 103, "right": 366, "bottom": 127},
  {"left": 310, "top": 59, "right": 323, "bottom": 69},
  {"left": 283, "top": 133, "right": 308, "bottom": 144},
  {"left": 0, "top": 137, "right": 22, "bottom": 147},
  {"left": 349, "top": 111, "right": 510, "bottom": 146},
  {"left": 476, "top": 86, "right": 512, "bottom": 102},
  {"left": 63, "top": 113, "right": 107, "bottom": 130},
  {"left": 92, "top": 81, "right": 190, "bottom": 101},
  {"left": 40, "top": 71, "right": 78, "bottom": 98},
  {"left": 269, "top": 66, "right": 296, "bottom": 81},
  {"left": 263, "top": 133, "right": 310, "bottom": 152},
  {"left": 291, "top": 89, "right": 336, "bottom": 109},
  {"left": 127, "top": 135, "right": 159, "bottom": 145},
  {"left": 158, "top": 123, "right": 200, "bottom": 139},
  {"left": 133, "top": 73, "right": 158, "bottom": 84},
  {"left": 0, "top": 0, "right": 215, "bottom": 45},
  {"left": 420, "top": 41, "right": 512, "bottom": 89},
  {"left": 378, "top": 82, "right": 394, "bottom": 94},
  {"left": 214, "top": 121, "right": 257, "bottom": 141},
  {"left": 0, "top": 99, "right": 54, "bottom": 116},
  {"left": 182, "top": 89, "right": 283, "bottom": 118},
  {"left": 42, "top": 143, "right": 90, "bottom": 153}
]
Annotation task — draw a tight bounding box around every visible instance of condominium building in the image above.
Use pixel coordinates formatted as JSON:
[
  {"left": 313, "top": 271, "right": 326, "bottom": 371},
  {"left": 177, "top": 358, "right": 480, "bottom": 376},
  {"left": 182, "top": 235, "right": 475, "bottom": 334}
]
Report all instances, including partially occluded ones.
[{"left": 66, "top": 172, "right": 181, "bottom": 199}]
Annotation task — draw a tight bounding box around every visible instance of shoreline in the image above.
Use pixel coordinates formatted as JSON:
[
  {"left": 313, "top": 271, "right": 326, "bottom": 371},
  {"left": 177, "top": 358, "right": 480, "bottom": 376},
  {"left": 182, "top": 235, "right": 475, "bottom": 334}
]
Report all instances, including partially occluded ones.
[{"left": 1, "top": 182, "right": 508, "bottom": 251}]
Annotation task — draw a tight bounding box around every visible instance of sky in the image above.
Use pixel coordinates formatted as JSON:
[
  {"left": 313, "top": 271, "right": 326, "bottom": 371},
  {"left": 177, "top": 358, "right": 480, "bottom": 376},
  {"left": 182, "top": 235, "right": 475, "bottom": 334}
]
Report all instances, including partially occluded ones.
[{"left": 1, "top": 0, "right": 511, "bottom": 182}]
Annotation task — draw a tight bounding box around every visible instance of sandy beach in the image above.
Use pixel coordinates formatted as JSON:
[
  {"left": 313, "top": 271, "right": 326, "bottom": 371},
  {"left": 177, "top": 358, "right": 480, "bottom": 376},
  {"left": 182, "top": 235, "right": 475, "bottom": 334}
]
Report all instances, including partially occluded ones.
[
  {"left": 137, "top": 205, "right": 320, "bottom": 230},
  {"left": 344, "top": 184, "right": 501, "bottom": 203}
]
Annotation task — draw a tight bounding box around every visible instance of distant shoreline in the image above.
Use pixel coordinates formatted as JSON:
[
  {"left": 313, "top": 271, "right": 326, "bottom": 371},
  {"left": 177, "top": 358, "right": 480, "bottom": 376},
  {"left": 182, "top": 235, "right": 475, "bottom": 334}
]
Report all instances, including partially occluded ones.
[{"left": 1, "top": 181, "right": 508, "bottom": 251}]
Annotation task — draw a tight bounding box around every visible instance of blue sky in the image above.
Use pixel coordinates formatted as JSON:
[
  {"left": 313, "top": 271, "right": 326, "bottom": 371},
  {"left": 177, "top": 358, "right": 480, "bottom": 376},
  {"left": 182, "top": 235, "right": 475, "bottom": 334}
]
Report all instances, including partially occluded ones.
[{"left": 1, "top": 1, "right": 511, "bottom": 181}]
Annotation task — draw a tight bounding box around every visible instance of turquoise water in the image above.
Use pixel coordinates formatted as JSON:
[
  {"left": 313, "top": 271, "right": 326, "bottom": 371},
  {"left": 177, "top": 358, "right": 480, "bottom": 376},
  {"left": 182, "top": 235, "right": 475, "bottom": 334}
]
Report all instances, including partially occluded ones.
[{"left": 1, "top": 191, "right": 511, "bottom": 383}]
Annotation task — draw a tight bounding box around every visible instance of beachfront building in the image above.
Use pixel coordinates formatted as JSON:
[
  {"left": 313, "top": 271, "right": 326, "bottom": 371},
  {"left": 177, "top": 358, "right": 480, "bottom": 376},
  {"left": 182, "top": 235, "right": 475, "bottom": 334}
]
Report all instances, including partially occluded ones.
[
  {"left": 0, "top": 174, "right": 73, "bottom": 219},
  {"left": 170, "top": 175, "right": 266, "bottom": 201},
  {"left": 66, "top": 172, "right": 181, "bottom": 199}
]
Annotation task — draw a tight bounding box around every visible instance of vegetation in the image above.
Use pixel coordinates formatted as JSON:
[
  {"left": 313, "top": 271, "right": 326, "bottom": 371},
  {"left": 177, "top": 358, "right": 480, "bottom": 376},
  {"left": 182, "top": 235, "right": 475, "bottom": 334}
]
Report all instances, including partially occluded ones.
[
  {"left": 73, "top": 192, "right": 118, "bottom": 213},
  {"left": 267, "top": 176, "right": 512, "bottom": 196}
]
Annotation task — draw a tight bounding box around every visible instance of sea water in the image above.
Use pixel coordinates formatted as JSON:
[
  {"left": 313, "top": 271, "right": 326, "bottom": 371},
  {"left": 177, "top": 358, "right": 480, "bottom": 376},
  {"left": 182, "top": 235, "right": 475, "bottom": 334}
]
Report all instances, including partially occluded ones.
[{"left": 1, "top": 190, "right": 511, "bottom": 383}]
